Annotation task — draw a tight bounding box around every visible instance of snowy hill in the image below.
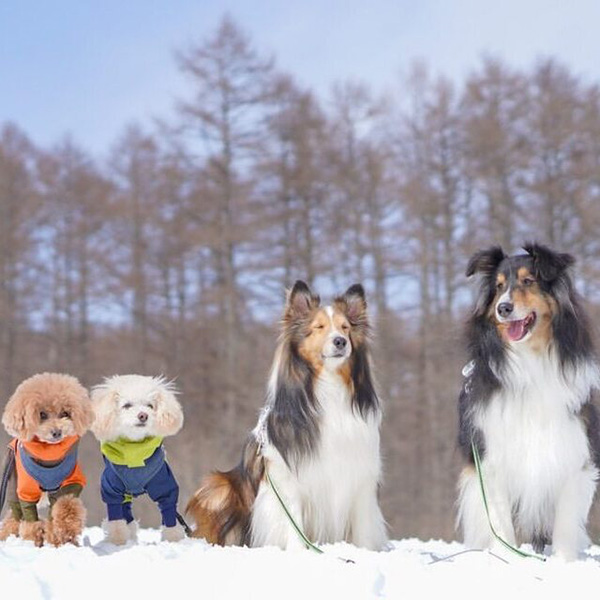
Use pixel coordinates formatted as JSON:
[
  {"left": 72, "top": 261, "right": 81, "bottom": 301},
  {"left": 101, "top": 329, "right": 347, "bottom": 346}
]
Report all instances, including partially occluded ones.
[{"left": 2, "top": 529, "right": 600, "bottom": 599}]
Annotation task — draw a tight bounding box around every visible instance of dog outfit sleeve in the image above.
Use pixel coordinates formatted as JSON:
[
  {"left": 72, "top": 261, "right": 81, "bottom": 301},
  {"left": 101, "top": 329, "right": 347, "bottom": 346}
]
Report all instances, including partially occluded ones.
[
  {"left": 101, "top": 458, "right": 131, "bottom": 522},
  {"left": 144, "top": 461, "right": 180, "bottom": 527}
]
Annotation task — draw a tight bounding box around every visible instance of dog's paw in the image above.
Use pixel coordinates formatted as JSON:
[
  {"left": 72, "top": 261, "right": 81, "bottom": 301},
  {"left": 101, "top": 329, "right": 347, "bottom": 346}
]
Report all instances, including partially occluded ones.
[
  {"left": 0, "top": 515, "right": 20, "bottom": 541},
  {"left": 127, "top": 520, "right": 139, "bottom": 543},
  {"left": 47, "top": 496, "right": 86, "bottom": 546},
  {"left": 161, "top": 523, "right": 185, "bottom": 542},
  {"left": 102, "top": 519, "right": 132, "bottom": 545},
  {"left": 19, "top": 520, "right": 45, "bottom": 547}
]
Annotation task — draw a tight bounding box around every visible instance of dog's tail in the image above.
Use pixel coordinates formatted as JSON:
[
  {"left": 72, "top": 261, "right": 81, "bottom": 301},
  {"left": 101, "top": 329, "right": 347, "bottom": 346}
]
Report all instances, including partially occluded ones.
[{"left": 186, "top": 437, "right": 264, "bottom": 546}]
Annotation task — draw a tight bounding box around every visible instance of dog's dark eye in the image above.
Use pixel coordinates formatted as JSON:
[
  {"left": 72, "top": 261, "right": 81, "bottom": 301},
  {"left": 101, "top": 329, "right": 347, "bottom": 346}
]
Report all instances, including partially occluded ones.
[
  {"left": 314, "top": 324, "right": 325, "bottom": 330},
  {"left": 59, "top": 411, "right": 71, "bottom": 419},
  {"left": 39, "top": 411, "right": 48, "bottom": 421},
  {"left": 122, "top": 402, "right": 132, "bottom": 410},
  {"left": 496, "top": 281, "right": 505, "bottom": 291},
  {"left": 146, "top": 403, "right": 154, "bottom": 410},
  {"left": 522, "top": 277, "right": 535, "bottom": 287},
  {"left": 341, "top": 323, "right": 350, "bottom": 332}
]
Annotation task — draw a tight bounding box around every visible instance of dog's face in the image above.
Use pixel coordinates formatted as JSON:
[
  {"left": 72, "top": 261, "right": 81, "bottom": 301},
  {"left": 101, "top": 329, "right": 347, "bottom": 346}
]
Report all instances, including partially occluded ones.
[
  {"left": 467, "top": 242, "right": 574, "bottom": 350},
  {"left": 301, "top": 306, "right": 352, "bottom": 368},
  {"left": 35, "top": 407, "right": 78, "bottom": 444},
  {"left": 283, "top": 281, "right": 368, "bottom": 374},
  {"left": 113, "top": 391, "right": 161, "bottom": 441},
  {"left": 90, "top": 375, "right": 183, "bottom": 442},
  {"left": 2, "top": 373, "right": 93, "bottom": 442}
]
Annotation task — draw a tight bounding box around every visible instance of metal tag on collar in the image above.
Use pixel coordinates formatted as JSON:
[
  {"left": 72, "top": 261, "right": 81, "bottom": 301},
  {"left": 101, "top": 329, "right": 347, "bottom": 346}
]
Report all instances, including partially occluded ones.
[{"left": 462, "top": 360, "right": 475, "bottom": 378}]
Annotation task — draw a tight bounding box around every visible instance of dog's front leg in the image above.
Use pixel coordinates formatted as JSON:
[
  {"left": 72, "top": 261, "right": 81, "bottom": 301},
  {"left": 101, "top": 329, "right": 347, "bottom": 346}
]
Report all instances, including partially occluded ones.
[
  {"left": 457, "top": 464, "right": 516, "bottom": 553},
  {"left": 552, "top": 466, "right": 596, "bottom": 561},
  {"left": 350, "top": 482, "right": 388, "bottom": 550},
  {"left": 251, "top": 479, "right": 306, "bottom": 550}
]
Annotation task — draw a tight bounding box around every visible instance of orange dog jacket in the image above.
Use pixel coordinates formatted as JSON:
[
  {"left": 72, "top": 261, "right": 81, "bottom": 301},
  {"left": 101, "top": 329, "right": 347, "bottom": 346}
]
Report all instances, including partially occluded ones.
[{"left": 9, "top": 436, "right": 86, "bottom": 503}]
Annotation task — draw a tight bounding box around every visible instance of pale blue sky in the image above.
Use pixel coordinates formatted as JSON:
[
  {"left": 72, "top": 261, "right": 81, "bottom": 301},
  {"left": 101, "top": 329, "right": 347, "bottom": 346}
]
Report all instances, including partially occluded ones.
[{"left": 2, "top": 1, "right": 600, "bottom": 158}]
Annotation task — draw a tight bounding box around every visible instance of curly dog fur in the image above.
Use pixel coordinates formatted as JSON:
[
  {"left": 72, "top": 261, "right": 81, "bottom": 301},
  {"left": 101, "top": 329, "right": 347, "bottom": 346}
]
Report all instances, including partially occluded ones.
[{"left": 0, "top": 372, "right": 94, "bottom": 546}]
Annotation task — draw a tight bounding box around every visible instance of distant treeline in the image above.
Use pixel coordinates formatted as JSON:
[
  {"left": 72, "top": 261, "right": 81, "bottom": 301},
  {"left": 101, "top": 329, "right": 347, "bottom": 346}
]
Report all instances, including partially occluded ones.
[{"left": 1, "top": 15, "right": 600, "bottom": 539}]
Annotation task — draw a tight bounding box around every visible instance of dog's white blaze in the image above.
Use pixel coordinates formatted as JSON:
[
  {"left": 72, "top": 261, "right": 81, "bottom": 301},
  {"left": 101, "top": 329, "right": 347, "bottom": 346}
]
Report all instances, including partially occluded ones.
[
  {"left": 457, "top": 347, "right": 600, "bottom": 560},
  {"left": 495, "top": 287, "right": 514, "bottom": 320},
  {"left": 322, "top": 305, "right": 351, "bottom": 363},
  {"left": 252, "top": 365, "right": 386, "bottom": 550}
]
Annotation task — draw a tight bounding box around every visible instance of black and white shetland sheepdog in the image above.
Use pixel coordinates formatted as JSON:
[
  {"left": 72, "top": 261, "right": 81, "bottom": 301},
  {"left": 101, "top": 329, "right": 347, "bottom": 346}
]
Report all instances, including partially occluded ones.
[
  {"left": 186, "top": 280, "right": 387, "bottom": 550},
  {"left": 457, "top": 242, "right": 600, "bottom": 560}
]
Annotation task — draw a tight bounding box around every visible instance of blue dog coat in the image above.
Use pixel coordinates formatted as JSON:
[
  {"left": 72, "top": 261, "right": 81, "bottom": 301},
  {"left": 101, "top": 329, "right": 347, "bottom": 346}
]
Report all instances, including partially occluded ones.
[{"left": 100, "top": 440, "right": 179, "bottom": 528}]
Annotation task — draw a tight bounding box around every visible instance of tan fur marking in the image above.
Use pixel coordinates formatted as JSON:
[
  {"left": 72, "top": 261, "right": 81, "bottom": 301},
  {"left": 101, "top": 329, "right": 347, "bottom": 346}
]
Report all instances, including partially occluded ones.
[
  {"left": 517, "top": 267, "right": 532, "bottom": 281},
  {"left": 298, "top": 308, "right": 331, "bottom": 371},
  {"left": 186, "top": 470, "right": 252, "bottom": 546},
  {"left": 494, "top": 276, "right": 555, "bottom": 350}
]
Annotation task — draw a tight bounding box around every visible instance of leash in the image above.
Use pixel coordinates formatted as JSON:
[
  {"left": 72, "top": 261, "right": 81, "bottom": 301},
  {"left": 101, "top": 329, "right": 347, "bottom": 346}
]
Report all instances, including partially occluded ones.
[
  {"left": 176, "top": 510, "right": 193, "bottom": 537},
  {"left": 265, "top": 466, "right": 354, "bottom": 563},
  {"left": 471, "top": 439, "right": 546, "bottom": 562},
  {"left": 0, "top": 449, "right": 16, "bottom": 516}
]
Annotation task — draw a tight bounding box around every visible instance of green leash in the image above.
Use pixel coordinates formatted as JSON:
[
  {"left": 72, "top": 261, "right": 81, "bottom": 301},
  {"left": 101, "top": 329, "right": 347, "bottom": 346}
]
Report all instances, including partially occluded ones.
[
  {"left": 265, "top": 466, "right": 324, "bottom": 554},
  {"left": 471, "top": 439, "right": 546, "bottom": 562},
  {"left": 265, "top": 466, "right": 355, "bottom": 563}
]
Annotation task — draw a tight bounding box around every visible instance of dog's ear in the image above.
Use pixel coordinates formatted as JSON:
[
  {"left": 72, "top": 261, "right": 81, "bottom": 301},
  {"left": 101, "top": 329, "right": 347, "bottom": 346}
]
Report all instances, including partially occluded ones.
[
  {"left": 523, "top": 242, "right": 575, "bottom": 283},
  {"left": 154, "top": 380, "right": 183, "bottom": 437},
  {"left": 466, "top": 246, "right": 506, "bottom": 277},
  {"left": 61, "top": 375, "right": 95, "bottom": 436},
  {"left": 1, "top": 390, "right": 29, "bottom": 439},
  {"left": 71, "top": 391, "right": 95, "bottom": 436},
  {"left": 285, "top": 280, "right": 320, "bottom": 320},
  {"left": 340, "top": 283, "right": 367, "bottom": 324},
  {"left": 90, "top": 385, "right": 119, "bottom": 442}
]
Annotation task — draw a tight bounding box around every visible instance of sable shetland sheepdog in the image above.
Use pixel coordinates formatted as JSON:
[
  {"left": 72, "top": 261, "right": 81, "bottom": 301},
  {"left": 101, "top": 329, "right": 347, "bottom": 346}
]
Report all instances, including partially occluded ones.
[
  {"left": 457, "top": 242, "right": 600, "bottom": 560},
  {"left": 186, "top": 280, "right": 388, "bottom": 550}
]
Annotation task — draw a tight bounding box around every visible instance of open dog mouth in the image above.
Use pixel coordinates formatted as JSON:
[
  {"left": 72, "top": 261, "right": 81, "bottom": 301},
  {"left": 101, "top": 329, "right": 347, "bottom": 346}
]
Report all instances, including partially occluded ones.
[{"left": 506, "top": 312, "right": 537, "bottom": 342}]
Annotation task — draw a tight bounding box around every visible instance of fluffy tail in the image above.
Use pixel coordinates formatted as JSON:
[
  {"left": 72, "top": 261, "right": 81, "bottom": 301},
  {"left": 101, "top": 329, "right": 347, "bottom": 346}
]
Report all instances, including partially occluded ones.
[{"left": 186, "top": 438, "right": 264, "bottom": 546}]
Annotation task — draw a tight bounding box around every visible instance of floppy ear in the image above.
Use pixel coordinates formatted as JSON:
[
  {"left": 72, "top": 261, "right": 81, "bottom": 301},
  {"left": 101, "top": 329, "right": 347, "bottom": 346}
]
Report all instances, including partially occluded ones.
[
  {"left": 71, "top": 392, "right": 95, "bottom": 436},
  {"left": 154, "top": 383, "right": 184, "bottom": 437},
  {"left": 523, "top": 242, "right": 575, "bottom": 283},
  {"left": 2, "top": 391, "right": 29, "bottom": 439},
  {"left": 62, "top": 377, "right": 95, "bottom": 436},
  {"left": 90, "top": 386, "right": 119, "bottom": 442},
  {"left": 285, "top": 280, "right": 320, "bottom": 320},
  {"left": 466, "top": 246, "right": 506, "bottom": 277}
]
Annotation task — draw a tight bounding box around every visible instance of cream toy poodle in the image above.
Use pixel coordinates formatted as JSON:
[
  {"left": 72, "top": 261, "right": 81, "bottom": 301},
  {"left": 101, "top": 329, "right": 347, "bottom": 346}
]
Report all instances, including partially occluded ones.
[{"left": 90, "top": 374, "right": 185, "bottom": 544}]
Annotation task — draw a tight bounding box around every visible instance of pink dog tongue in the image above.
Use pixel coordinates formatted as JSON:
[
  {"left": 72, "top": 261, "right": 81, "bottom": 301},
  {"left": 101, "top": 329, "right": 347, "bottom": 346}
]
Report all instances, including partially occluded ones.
[{"left": 507, "top": 319, "right": 527, "bottom": 341}]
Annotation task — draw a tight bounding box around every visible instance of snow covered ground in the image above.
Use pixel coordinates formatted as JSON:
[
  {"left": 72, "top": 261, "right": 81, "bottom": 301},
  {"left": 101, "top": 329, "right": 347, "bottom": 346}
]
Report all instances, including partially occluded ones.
[{"left": 2, "top": 528, "right": 600, "bottom": 599}]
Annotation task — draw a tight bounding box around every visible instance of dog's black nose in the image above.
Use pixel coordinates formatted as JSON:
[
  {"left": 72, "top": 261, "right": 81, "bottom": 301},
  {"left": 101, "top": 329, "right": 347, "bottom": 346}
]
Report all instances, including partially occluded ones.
[
  {"left": 138, "top": 412, "right": 148, "bottom": 423},
  {"left": 51, "top": 429, "right": 62, "bottom": 440},
  {"left": 497, "top": 302, "right": 514, "bottom": 318},
  {"left": 333, "top": 336, "right": 347, "bottom": 350}
]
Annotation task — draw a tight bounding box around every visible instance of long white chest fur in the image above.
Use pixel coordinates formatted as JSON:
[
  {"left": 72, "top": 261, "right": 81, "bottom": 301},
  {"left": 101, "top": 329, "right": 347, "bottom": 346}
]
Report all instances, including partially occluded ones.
[
  {"left": 252, "top": 369, "right": 385, "bottom": 549},
  {"left": 297, "top": 372, "right": 382, "bottom": 537},
  {"left": 474, "top": 349, "right": 598, "bottom": 532}
]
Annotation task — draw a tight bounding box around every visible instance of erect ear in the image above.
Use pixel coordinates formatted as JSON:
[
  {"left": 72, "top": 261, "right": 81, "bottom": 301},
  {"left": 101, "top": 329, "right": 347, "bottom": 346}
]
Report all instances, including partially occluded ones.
[
  {"left": 523, "top": 242, "right": 575, "bottom": 282},
  {"left": 285, "top": 280, "right": 320, "bottom": 319},
  {"left": 341, "top": 283, "right": 367, "bottom": 323},
  {"left": 466, "top": 246, "right": 506, "bottom": 277}
]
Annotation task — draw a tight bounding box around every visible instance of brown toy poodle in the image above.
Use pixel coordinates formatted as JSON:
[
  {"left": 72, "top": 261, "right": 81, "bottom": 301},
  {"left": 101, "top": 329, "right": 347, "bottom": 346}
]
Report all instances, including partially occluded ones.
[{"left": 0, "top": 373, "right": 94, "bottom": 546}]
